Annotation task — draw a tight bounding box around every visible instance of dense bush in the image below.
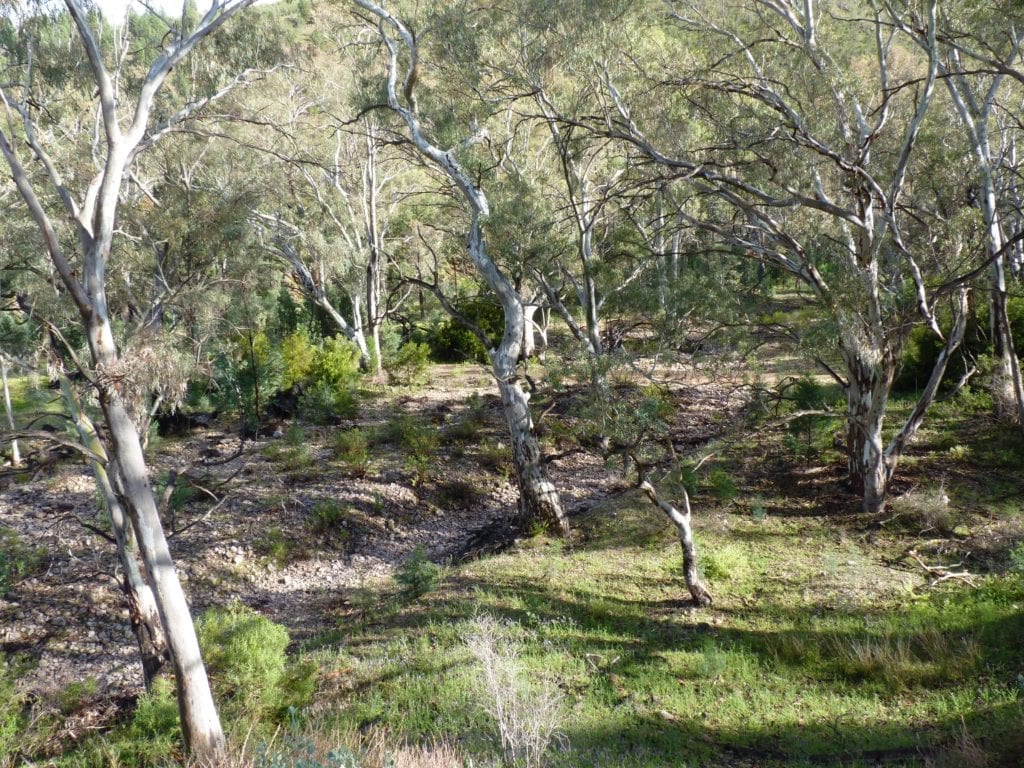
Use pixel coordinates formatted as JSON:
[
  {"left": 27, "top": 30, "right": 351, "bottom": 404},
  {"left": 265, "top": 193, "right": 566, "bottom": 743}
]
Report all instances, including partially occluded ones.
[
  {"left": 894, "top": 296, "right": 1024, "bottom": 393},
  {"left": 384, "top": 341, "right": 431, "bottom": 385},
  {"left": 299, "top": 336, "right": 362, "bottom": 422},
  {"left": 427, "top": 299, "right": 503, "bottom": 363},
  {"left": 395, "top": 545, "right": 441, "bottom": 599},
  {"left": 196, "top": 604, "right": 317, "bottom": 725}
]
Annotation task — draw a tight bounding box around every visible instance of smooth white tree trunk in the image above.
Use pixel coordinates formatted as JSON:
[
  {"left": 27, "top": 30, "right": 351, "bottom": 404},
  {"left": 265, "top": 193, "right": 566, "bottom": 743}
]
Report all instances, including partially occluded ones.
[{"left": 1, "top": 356, "right": 20, "bottom": 467}]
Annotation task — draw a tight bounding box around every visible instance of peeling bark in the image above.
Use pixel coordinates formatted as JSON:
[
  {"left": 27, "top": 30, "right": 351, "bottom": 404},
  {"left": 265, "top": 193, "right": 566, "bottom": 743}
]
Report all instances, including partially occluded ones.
[{"left": 639, "top": 479, "right": 712, "bottom": 606}]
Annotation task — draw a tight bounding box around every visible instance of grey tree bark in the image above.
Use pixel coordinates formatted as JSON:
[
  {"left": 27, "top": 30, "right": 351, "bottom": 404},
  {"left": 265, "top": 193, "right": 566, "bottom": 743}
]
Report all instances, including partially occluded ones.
[
  {"left": 1, "top": 355, "right": 20, "bottom": 467},
  {"left": 354, "top": 0, "right": 570, "bottom": 535},
  {"left": 0, "top": 0, "right": 258, "bottom": 758},
  {"left": 605, "top": 0, "right": 965, "bottom": 513},
  {"left": 639, "top": 479, "right": 712, "bottom": 606}
]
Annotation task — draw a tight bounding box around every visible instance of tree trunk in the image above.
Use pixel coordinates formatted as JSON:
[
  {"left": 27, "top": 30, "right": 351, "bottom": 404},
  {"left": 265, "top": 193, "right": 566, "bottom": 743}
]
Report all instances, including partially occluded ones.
[
  {"left": 355, "top": 0, "right": 568, "bottom": 535},
  {"left": 60, "top": 376, "right": 169, "bottom": 688},
  {"left": 106, "top": 460, "right": 170, "bottom": 688},
  {"left": 639, "top": 480, "right": 712, "bottom": 606},
  {"left": 493, "top": 348, "right": 569, "bottom": 535},
  {"left": 990, "top": 256, "right": 1024, "bottom": 426},
  {"left": 87, "top": 315, "right": 225, "bottom": 759},
  {"left": 522, "top": 303, "right": 538, "bottom": 359},
  {"left": 1, "top": 356, "right": 20, "bottom": 467},
  {"left": 843, "top": 347, "right": 894, "bottom": 515}
]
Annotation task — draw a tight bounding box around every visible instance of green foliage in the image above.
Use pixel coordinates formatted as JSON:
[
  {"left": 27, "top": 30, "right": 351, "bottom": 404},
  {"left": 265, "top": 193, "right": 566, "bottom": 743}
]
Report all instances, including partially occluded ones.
[
  {"left": 446, "top": 392, "right": 490, "bottom": 442},
  {"left": 0, "top": 655, "right": 28, "bottom": 764},
  {"left": 1010, "top": 542, "right": 1024, "bottom": 574},
  {"left": 395, "top": 545, "right": 441, "bottom": 599},
  {"left": 706, "top": 468, "right": 739, "bottom": 503},
  {"left": 256, "top": 526, "right": 298, "bottom": 567},
  {"left": 298, "top": 337, "right": 363, "bottom": 423},
  {"left": 0, "top": 527, "right": 47, "bottom": 597},
  {"left": 281, "top": 330, "right": 318, "bottom": 390},
  {"left": 332, "top": 428, "right": 371, "bottom": 477},
  {"left": 375, "top": 413, "right": 438, "bottom": 485},
  {"left": 701, "top": 543, "right": 751, "bottom": 583},
  {"left": 213, "top": 329, "right": 283, "bottom": 430},
  {"left": 196, "top": 604, "right": 316, "bottom": 725},
  {"left": 427, "top": 299, "right": 503, "bottom": 363},
  {"left": 385, "top": 341, "right": 431, "bottom": 386},
  {"left": 263, "top": 427, "right": 316, "bottom": 475},
  {"left": 57, "top": 678, "right": 98, "bottom": 716},
  {"left": 780, "top": 376, "right": 841, "bottom": 462}
]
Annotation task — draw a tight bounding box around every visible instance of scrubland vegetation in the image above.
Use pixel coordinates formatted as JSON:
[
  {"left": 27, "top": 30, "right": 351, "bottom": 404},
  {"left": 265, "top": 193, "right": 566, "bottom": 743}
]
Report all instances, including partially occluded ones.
[{"left": 2, "top": 1, "right": 1024, "bottom": 767}]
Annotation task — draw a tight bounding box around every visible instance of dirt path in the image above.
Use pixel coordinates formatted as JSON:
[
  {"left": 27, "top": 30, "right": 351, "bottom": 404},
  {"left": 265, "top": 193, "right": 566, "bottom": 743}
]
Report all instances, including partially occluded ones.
[{"left": 0, "top": 363, "right": 743, "bottom": 734}]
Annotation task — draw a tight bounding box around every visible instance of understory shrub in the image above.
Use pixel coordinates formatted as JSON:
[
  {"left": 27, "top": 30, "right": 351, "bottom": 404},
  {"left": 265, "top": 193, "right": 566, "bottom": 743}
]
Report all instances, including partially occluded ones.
[
  {"left": 333, "top": 428, "right": 371, "bottom": 476},
  {"left": 0, "top": 655, "right": 28, "bottom": 766},
  {"left": 196, "top": 604, "right": 317, "bottom": 726},
  {"left": 0, "top": 527, "right": 47, "bottom": 597},
  {"left": 385, "top": 341, "right": 431, "bottom": 386},
  {"left": 427, "top": 299, "right": 503, "bottom": 363},
  {"left": 395, "top": 546, "right": 441, "bottom": 599},
  {"left": 466, "top": 614, "right": 565, "bottom": 768},
  {"left": 300, "top": 337, "right": 362, "bottom": 422}
]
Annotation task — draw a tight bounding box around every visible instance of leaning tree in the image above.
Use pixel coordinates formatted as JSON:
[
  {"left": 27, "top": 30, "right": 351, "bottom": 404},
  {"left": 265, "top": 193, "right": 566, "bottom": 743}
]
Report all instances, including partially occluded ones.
[
  {"left": 352, "top": 0, "right": 571, "bottom": 535},
  {"left": 0, "top": 0, "right": 258, "bottom": 758}
]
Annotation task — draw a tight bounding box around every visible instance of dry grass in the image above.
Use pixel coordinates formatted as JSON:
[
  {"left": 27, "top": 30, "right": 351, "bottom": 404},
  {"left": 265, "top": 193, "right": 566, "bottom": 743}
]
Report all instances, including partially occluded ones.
[{"left": 466, "top": 614, "right": 566, "bottom": 768}]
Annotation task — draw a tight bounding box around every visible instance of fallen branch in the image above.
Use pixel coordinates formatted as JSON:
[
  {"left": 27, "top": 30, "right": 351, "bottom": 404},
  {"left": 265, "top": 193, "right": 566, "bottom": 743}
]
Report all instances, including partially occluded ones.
[{"left": 906, "top": 549, "right": 977, "bottom": 587}]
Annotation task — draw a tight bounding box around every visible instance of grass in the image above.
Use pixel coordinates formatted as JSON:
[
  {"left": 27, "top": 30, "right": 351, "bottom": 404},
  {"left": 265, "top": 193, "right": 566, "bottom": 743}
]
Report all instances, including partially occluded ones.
[
  {"left": 296, "top": 497, "right": 1023, "bottom": 766},
  {"left": 10, "top": 370, "right": 1024, "bottom": 768},
  {"left": 288, "top": 385, "right": 1024, "bottom": 767}
]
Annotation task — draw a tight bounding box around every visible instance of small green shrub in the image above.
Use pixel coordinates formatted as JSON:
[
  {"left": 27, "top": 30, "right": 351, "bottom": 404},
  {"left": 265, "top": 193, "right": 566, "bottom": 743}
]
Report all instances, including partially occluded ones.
[
  {"left": 309, "top": 501, "right": 346, "bottom": 536},
  {"left": 889, "top": 487, "right": 957, "bottom": 535},
  {"left": 1009, "top": 542, "right": 1024, "bottom": 574},
  {"left": 706, "top": 468, "right": 739, "bottom": 503},
  {"left": 256, "top": 526, "right": 296, "bottom": 567},
  {"left": 299, "top": 380, "right": 358, "bottom": 423},
  {"left": 0, "top": 655, "right": 28, "bottom": 763},
  {"left": 332, "top": 429, "right": 371, "bottom": 477},
  {"left": 0, "top": 528, "right": 47, "bottom": 597},
  {"left": 385, "top": 341, "right": 431, "bottom": 386},
  {"left": 697, "top": 637, "right": 730, "bottom": 680},
  {"left": 701, "top": 543, "right": 751, "bottom": 583},
  {"left": 281, "top": 330, "right": 317, "bottom": 390},
  {"left": 478, "top": 439, "right": 511, "bottom": 479},
  {"left": 196, "top": 604, "right": 316, "bottom": 725},
  {"left": 127, "top": 676, "right": 181, "bottom": 744},
  {"left": 395, "top": 545, "right": 441, "bottom": 599},
  {"left": 58, "top": 677, "right": 98, "bottom": 716}
]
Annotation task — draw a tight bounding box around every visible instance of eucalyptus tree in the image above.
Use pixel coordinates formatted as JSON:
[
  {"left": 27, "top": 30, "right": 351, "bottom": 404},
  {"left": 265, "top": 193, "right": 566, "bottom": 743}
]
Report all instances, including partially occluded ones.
[
  {"left": 352, "top": 0, "right": 570, "bottom": 535},
  {"left": 897, "top": 2, "right": 1024, "bottom": 427},
  {"left": 0, "top": 0, "right": 257, "bottom": 757},
  {"left": 602, "top": 0, "right": 977, "bottom": 513},
  {"left": 251, "top": 68, "right": 404, "bottom": 376}
]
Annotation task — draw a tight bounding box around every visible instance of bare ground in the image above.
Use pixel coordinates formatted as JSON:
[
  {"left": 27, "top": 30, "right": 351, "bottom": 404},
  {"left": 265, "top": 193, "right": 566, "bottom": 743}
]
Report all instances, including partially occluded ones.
[{"left": 0, "top": 363, "right": 744, "bottom": 736}]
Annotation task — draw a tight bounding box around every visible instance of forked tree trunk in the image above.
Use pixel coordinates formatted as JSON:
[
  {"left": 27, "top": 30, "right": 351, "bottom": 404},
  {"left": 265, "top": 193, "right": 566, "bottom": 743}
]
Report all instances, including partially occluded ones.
[
  {"left": 639, "top": 479, "right": 712, "bottom": 606},
  {"left": 88, "top": 315, "right": 225, "bottom": 757},
  {"left": 60, "top": 377, "right": 169, "bottom": 688},
  {"left": 842, "top": 290, "right": 970, "bottom": 515}
]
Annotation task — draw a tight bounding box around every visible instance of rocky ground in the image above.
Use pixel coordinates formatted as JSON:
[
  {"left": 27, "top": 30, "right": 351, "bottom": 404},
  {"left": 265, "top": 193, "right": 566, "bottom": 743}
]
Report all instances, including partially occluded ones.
[{"left": 0, "top": 363, "right": 744, "bottom": 740}]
